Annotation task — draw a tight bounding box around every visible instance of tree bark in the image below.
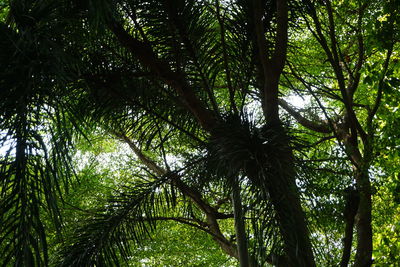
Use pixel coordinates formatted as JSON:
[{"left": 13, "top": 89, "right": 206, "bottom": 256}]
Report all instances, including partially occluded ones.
[
  {"left": 354, "top": 170, "right": 373, "bottom": 267},
  {"left": 231, "top": 176, "right": 250, "bottom": 267},
  {"left": 264, "top": 137, "right": 316, "bottom": 267},
  {"left": 340, "top": 188, "right": 359, "bottom": 267},
  {"left": 252, "top": 0, "right": 316, "bottom": 264},
  {"left": 342, "top": 134, "right": 373, "bottom": 267}
]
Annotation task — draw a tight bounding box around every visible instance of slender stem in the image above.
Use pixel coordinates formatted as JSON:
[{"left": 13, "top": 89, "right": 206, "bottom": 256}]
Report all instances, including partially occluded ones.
[{"left": 368, "top": 45, "right": 393, "bottom": 124}]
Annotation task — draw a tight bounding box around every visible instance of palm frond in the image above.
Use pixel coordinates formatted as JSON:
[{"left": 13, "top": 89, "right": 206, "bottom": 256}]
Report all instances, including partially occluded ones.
[
  {"left": 54, "top": 172, "right": 180, "bottom": 267},
  {"left": 0, "top": 3, "right": 84, "bottom": 265}
]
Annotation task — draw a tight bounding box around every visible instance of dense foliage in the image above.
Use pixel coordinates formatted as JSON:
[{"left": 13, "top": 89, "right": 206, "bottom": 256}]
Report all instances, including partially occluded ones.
[{"left": 0, "top": 0, "right": 399, "bottom": 266}]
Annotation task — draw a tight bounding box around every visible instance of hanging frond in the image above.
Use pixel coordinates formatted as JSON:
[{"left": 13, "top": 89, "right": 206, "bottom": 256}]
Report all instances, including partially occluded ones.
[
  {"left": 53, "top": 172, "right": 183, "bottom": 267},
  {"left": 0, "top": 2, "right": 85, "bottom": 265}
]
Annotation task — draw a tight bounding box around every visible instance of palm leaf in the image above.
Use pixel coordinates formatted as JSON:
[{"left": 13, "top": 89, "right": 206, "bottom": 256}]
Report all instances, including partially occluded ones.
[
  {"left": 54, "top": 172, "right": 181, "bottom": 267},
  {"left": 0, "top": 3, "right": 85, "bottom": 265}
]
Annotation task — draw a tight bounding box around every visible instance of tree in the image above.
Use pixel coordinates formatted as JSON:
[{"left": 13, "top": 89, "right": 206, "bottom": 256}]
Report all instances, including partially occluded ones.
[
  {"left": 1, "top": 0, "right": 399, "bottom": 266},
  {"left": 279, "top": 1, "right": 399, "bottom": 265}
]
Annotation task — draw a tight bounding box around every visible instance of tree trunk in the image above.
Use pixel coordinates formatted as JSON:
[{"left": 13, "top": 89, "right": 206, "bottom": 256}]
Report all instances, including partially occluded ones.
[
  {"left": 268, "top": 151, "right": 315, "bottom": 267},
  {"left": 346, "top": 140, "right": 373, "bottom": 267},
  {"left": 340, "top": 187, "right": 359, "bottom": 267},
  {"left": 250, "top": 127, "right": 316, "bottom": 267},
  {"left": 231, "top": 176, "right": 250, "bottom": 267},
  {"left": 354, "top": 170, "right": 373, "bottom": 267}
]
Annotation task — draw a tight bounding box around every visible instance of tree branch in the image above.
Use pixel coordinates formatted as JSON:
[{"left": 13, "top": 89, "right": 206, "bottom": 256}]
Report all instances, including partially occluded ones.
[
  {"left": 162, "top": 0, "right": 221, "bottom": 114},
  {"left": 252, "top": 0, "right": 287, "bottom": 122},
  {"left": 345, "top": 3, "right": 367, "bottom": 99},
  {"left": 325, "top": 0, "right": 346, "bottom": 91},
  {"left": 114, "top": 132, "right": 238, "bottom": 258},
  {"left": 109, "top": 21, "right": 217, "bottom": 131},
  {"left": 252, "top": 0, "right": 270, "bottom": 80},
  {"left": 368, "top": 44, "right": 394, "bottom": 124},
  {"left": 278, "top": 99, "right": 331, "bottom": 133},
  {"left": 272, "top": 0, "right": 288, "bottom": 72},
  {"left": 306, "top": 1, "right": 367, "bottom": 142},
  {"left": 303, "top": 0, "right": 336, "bottom": 75}
]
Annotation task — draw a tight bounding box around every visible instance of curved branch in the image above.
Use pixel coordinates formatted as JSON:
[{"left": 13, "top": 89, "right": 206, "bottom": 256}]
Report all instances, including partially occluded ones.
[
  {"left": 278, "top": 99, "right": 331, "bottom": 133},
  {"left": 162, "top": 0, "right": 220, "bottom": 114},
  {"left": 114, "top": 132, "right": 238, "bottom": 258},
  {"left": 109, "top": 21, "right": 217, "bottom": 131}
]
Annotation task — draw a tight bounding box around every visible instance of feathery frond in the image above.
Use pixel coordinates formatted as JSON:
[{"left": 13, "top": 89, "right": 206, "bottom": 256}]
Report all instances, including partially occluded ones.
[{"left": 54, "top": 171, "right": 184, "bottom": 267}]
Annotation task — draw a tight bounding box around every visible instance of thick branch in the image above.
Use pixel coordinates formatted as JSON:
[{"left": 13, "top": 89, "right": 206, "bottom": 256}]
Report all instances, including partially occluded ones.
[
  {"left": 252, "top": 0, "right": 287, "bottom": 122},
  {"left": 252, "top": 0, "right": 270, "bottom": 80},
  {"left": 272, "top": 0, "right": 288, "bottom": 72},
  {"left": 162, "top": 0, "right": 220, "bottom": 114},
  {"left": 278, "top": 99, "right": 331, "bottom": 133},
  {"left": 109, "top": 21, "right": 217, "bottom": 131}
]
